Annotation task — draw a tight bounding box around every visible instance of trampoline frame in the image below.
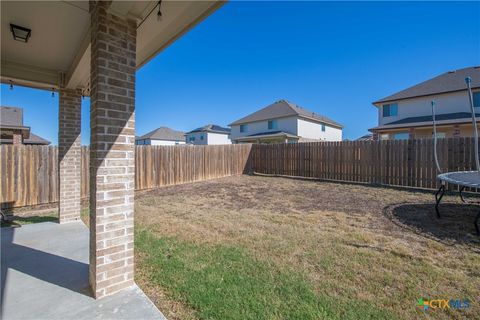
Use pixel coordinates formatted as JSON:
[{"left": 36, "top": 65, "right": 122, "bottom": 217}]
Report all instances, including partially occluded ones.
[{"left": 433, "top": 77, "right": 480, "bottom": 235}]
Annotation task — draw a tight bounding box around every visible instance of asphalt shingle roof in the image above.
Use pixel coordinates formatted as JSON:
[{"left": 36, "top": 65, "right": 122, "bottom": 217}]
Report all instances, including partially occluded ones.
[
  {"left": 24, "top": 133, "right": 51, "bottom": 145},
  {"left": 384, "top": 112, "right": 480, "bottom": 126},
  {"left": 245, "top": 130, "right": 298, "bottom": 137},
  {"left": 229, "top": 100, "right": 343, "bottom": 128},
  {"left": 136, "top": 127, "right": 185, "bottom": 141},
  {"left": 374, "top": 66, "right": 480, "bottom": 104},
  {"left": 186, "top": 124, "right": 230, "bottom": 134}
]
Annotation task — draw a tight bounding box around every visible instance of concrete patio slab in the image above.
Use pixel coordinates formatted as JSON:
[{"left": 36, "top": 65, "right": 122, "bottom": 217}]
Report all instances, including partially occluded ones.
[{"left": 1, "top": 222, "right": 165, "bottom": 320}]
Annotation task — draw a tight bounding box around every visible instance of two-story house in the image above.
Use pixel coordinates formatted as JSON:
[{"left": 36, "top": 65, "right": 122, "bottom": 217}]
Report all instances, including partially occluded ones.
[
  {"left": 0, "top": 106, "right": 50, "bottom": 145},
  {"left": 370, "top": 66, "right": 480, "bottom": 140},
  {"left": 185, "top": 124, "right": 231, "bottom": 145},
  {"left": 229, "top": 100, "right": 343, "bottom": 144}
]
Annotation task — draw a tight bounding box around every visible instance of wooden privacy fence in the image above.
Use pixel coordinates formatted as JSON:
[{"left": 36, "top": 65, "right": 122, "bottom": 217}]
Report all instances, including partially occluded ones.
[
  {"left": 1, "top": 144, "right": 252, "bottom": 208},
  {"left": 1, "top": 145, "right": 59, "bottom": 209},
  {"left": 250, "top": 137, "right": 478, "bottom": 190},
  {"left": 135, "top": 144, "right": 252, "bottom": 189},
  {"left": 1, "top": 139, "right": 477, "bottom": 209}
]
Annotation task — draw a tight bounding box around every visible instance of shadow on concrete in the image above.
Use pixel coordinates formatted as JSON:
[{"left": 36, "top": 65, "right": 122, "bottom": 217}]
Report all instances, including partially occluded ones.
[
  {"left": 384, "top": 202, "right": 480, "bottom": 249},
  {"left": 1, "top": 226, "right": 90, "bottom": 317}
]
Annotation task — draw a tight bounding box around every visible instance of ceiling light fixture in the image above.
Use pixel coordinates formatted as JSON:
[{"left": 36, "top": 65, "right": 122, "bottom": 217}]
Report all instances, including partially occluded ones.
[
  {"left": 10, "top": 24, "right": 31, "bottom": 43},
  {"left": 157, "top": 1, "right": 162, "bottom": 21}
]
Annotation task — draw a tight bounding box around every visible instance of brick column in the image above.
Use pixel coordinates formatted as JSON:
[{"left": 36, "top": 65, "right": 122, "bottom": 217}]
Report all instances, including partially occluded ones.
[
  {"left": 58, "top": 89, "right": 82, "bottom": 223},
  {"left": 12, "top": 133, "right": 22, "bottom": 145},
  {"left": 89, "top": 1, "right": 136, "bottom": 299}
]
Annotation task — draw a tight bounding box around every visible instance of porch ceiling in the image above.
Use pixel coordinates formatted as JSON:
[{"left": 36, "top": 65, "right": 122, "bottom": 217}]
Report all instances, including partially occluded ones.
[{"left": 1, "top": 0, "right": 224, "bottom": 93}]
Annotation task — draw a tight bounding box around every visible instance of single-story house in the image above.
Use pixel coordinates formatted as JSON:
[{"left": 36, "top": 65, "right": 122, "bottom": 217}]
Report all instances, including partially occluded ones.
[{"left": 136, "top": 126, "right": 185, "bottom": 145}]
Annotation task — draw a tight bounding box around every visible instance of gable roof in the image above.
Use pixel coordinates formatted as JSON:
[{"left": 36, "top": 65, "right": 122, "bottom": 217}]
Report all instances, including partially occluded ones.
[
  {"left": 186, "top": 124, "right": 231, "bottom": 134},
  {"left": 385, "top": 112, "right": 479, "bottom": 126},
  {"left": 0, "top": 132, "right": 50, "bottom": 145},
  {"left": 136, "top": 127, "right": 185, "bottom": 142},
  {"left": 356, "top": 134, "right": 374, "bottom": 141},
  {"left": 25, "top": 133, "right": 51, "bottom": 145},
  {"left": 374, "top": 66, "right": 480, "bottom": 104},
  {"left": 229, "top": 100, "right": 343, "bottom": 128},
  {"left": 369, "top": 112, "right": 480, "bottom": 131}
]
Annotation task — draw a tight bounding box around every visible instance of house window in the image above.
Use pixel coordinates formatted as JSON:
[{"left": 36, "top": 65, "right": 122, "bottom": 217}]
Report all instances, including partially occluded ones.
[
  {"left": 380, "top": 134, "right": 389, "bottom": 140},
  {"left": 200, "top": 135, "right": 204, "bottom": 140},
  {"left": 473, "top": 91, "right": 480, "bottom": 108},
  {"left": 393, "top": 132, "right": 409, "bottom": 140},
  {"left": 433, "top": 132, "right": 446, "bottom": 139},
  {"left": 240, "top": 124, "right": 247, "bottom": 133},
  {"left": 267, "top": 119, "right": 278, "bottom": 130},
  {"left": 321, "top": 124, "right": 326, "bottom": 132},
  {"left": 189, "top": 136, "right": 195, "bottom": 142},
  {"left": 382, "top": 103, "right": 398, "bottom": 117}
]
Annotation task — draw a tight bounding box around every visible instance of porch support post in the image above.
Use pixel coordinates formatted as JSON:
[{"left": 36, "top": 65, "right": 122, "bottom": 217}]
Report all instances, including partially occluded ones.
[
  {"left": 89, "top": 1, "right": 136, "bottom": 299},
  {"left": 58, "top": 89, "right": 82, "bottom": 223}
]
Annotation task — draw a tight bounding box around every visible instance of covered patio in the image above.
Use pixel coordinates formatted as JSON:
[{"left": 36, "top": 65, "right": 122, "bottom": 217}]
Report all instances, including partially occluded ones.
[
  {"left": 1, "top": 0, "right": 224, "bottom": 318},
  {"left": 1, "top": 222, "right": 164, "bottom": 319}
]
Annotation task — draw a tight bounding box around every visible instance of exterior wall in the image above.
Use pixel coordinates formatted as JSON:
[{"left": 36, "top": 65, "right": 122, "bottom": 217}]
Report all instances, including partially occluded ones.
[
  {"left": 137, "top": 139, "right": 185, "bottom": 146},
  {"left": 186, "top": 131, "right": 208, "bottom": 145},
  {"left": 207, "top": 132, "right": 231, "bottom": 145},
  {"left": 376, "top": 90, "right": 474, "bottom": 126},
  {"left": 151, "top": 139, "right": 185, "bottom": 146},
  {"left": 186, "top": 132, "right": 231, "bottom": 145},
  {"left": 230, "top": 116, "right": 298, "bottom": 141},
  {"left": 58, "top": 89, "right": 82, "bottom": 224},
  {"left": 89, "top": 2, "right": 136, "bottom": 299},
  {"left": 297, "top": 118, "right": 342, "bottom": 141},
  {"left": 376, "top": 122, "right": 479, "bottom": 140}
]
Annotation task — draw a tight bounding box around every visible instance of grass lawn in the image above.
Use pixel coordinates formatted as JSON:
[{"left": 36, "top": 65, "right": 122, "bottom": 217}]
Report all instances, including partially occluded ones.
[
  {"left": 3, "top": 175, "right": 478, "bottom": 319},
  {"left": 134, "top": 175, "right": 479, "bottom": 320}
]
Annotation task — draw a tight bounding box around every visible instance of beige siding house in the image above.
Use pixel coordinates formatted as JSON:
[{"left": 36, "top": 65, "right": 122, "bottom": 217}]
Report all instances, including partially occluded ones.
[{"left": 370, "top": 66, "right": 480, "bottom": 140}]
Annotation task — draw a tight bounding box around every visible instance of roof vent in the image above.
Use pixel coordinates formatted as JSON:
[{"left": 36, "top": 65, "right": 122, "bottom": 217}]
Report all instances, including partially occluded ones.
[{"left": 448, "top": 70, "right": 456, "bottom": 73}]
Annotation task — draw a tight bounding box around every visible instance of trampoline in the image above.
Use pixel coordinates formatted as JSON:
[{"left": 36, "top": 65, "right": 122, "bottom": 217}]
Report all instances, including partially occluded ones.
[{"left": 433, "top": 77, "right": 480, "bottom": 235}]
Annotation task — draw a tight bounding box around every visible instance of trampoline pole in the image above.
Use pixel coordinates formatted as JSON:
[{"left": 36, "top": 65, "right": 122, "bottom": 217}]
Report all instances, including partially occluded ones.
[
  {"left": 431, "top": 100, "right": 442, "bottom": 174},
  {"left": 466, "top": 77, "right": 480, "bottom": 172}
]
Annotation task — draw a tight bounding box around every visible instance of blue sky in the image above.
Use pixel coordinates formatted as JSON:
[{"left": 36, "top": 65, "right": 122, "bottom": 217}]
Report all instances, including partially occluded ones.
[{"left": 1, "top": 1, "right": 479, "bottom": 145}]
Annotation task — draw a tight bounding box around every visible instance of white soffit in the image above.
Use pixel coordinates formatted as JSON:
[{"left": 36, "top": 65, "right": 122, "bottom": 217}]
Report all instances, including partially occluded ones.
[{"left": 0, "top": 0, "right": 225, "bottom": 92}]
